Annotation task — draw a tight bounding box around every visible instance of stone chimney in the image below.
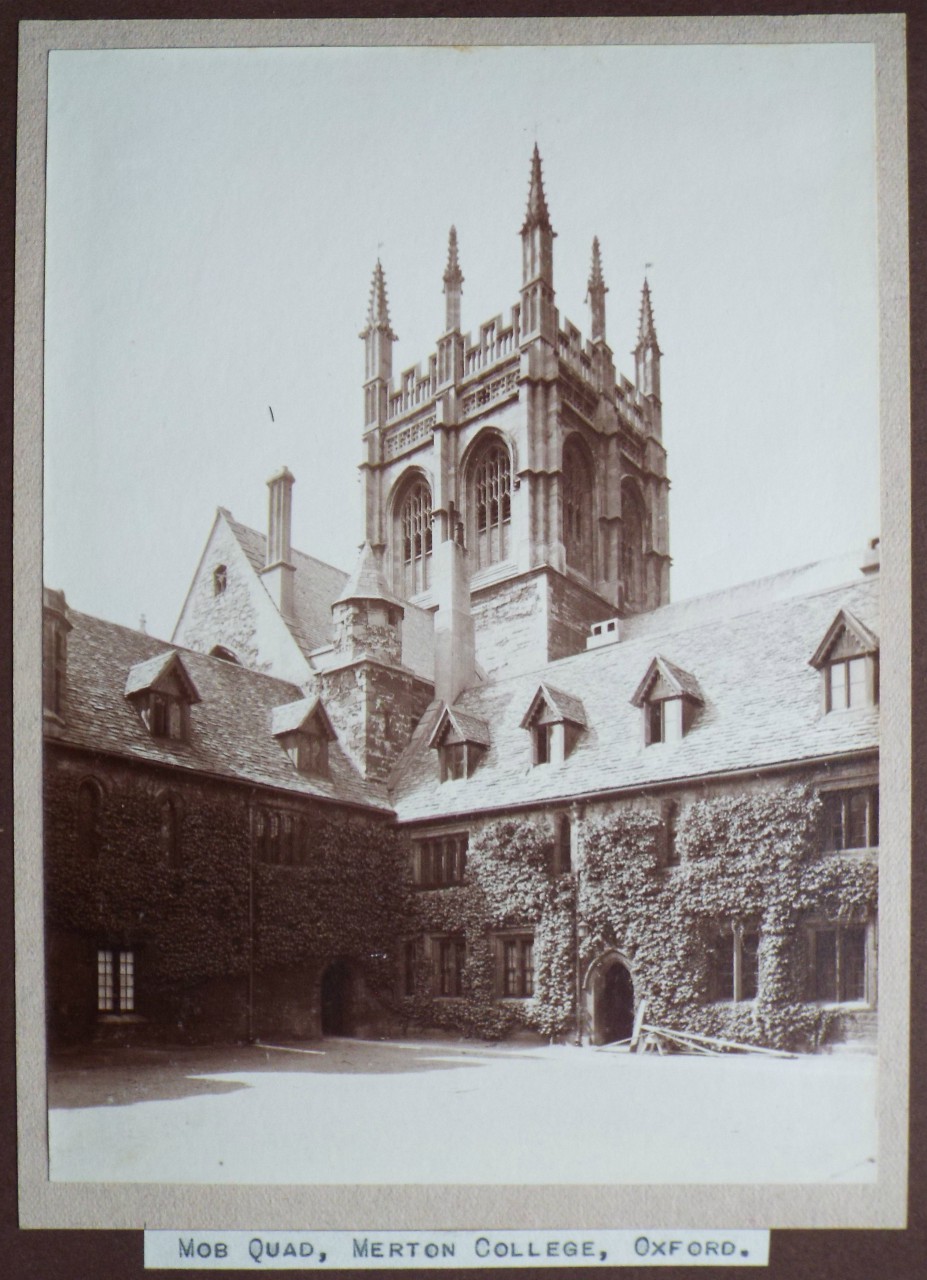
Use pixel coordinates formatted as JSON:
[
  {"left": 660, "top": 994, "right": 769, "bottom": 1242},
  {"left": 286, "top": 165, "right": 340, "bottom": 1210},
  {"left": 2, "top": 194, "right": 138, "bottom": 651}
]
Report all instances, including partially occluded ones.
[
  {"left": 43, "top": 586, "right": 71, "bottom": 722},
  {"left": 261, "top": 466, "right": 296, "bottom": 620}
]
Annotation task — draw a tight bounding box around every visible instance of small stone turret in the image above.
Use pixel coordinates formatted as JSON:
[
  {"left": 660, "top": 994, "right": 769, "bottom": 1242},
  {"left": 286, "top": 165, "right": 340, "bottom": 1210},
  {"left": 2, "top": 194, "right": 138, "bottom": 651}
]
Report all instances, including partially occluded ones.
[
  {"left": 322, "top": 543, "right": 422, "bottom": 783},
  {"left": 331, "top": 542, "right": 404, "bottom": 666}
]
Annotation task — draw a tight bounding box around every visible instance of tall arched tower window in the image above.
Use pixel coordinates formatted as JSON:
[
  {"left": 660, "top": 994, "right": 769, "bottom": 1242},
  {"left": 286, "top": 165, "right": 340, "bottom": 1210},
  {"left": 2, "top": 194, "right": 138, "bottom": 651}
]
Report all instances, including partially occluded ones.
[
  {"left": 397, "top": 479, "right": 433, "bottom": 596},
  {"left": 471, "top": 439, "right": 512, "bottom": 570},
  {"left": 563, "top": 438, "right": 594, "bottom": 575},
  {"left": 620, "top": 483, "right": 646, "bottom": 608}
]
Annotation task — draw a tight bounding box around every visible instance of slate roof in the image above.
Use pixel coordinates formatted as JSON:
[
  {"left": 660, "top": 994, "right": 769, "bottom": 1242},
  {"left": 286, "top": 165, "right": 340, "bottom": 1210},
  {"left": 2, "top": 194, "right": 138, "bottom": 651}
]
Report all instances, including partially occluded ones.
[
  {"left": 630, "top": 656, "right": 703, "bottom": 707},
  {"left": 221, "top": 510, "right": 349, "bottom": 662},
  {"left": 270, "top": 696, "right": 335, "bottom": 740},
  {"left": 49, "top": 611, "right": 392, "bottom": 812},
  {"left": 221, "top": 510, "right": 435, "bottom": 681},
  {"left": 389, "top": 569, "right": 881, "bottom": 825},
  {"left": 427, "top": 706, "right": 492, "bottom": 750},
  {"left": 124, "top": 650, "right": 200, "bottom": 702},
  {"left": 520, "top": 683, "right": 588, "bottom": 728}
]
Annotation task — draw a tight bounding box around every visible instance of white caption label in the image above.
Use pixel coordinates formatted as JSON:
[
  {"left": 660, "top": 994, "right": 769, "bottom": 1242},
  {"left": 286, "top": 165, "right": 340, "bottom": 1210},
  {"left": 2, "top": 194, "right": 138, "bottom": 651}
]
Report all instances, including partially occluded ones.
[{"left": 145, "top": 1229, "right": 770, "bottom": 1269}]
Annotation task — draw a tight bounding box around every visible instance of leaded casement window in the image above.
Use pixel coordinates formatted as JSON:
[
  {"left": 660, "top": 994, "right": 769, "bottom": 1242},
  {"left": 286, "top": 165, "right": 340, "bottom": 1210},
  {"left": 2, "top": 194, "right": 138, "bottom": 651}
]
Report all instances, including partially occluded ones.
[
  {"left": 256, "top": 809, "right": 311, "bottom": 866},
  {"left": 521, "top": 683, "right": 587, "bottom": 767},
  {"left": 399, "top": 480, "right": 433, "bottom": 595},
  {"left": 630, "top": 657, "right": 703, "bottom": 747},
  {"left": 534, "top": 722, "right": 554, "bottom": 765},
  {"left": 413, "top": 833, "right": 468, "bottom": 888},
  {"left": 429, "top": 707, "right": 490, "bottom": 782},
  {"left": 495, "top": 934, "right": 535, "bottom": 998},
  {"left": 712, "top": 925, "right": 760, "bottom": 1002},
  {"left": 809, "top": 923, "right": 870, "bottom": 1004},
  {"left": 823, "top": 786, "right": 879, "bottom": 852},
  {"left": 76, "top": 779, "right": 102, "bottom": 860},
  {"left": 160, "top": 795, "right": 182, "bottom": 869},
  {"left": 472, "top": 441, "right": 512, "bottom": 569},
  {"left": 144, "top": 690, "right": 187, "bottom": 741},
  {"left": 809, "top": 610, "right": 879, "bottom": 713},
  {"left": 97, "top": 948, "right": 135, "bottom": 1014},
  {"left": 126, "top": 645, "right": 201, "bottom": 743},
  {"left": 563, "top": 440, "right": 593, "bottom": 574},
  {"left": 827, "top": 657, "right": 869, "bottom": 711},
  {"left": 620, "top": 484, "right": 645, "bottom": 607},
  {"left": 434, "top": 936, "right": 466, "bottom": 997}
]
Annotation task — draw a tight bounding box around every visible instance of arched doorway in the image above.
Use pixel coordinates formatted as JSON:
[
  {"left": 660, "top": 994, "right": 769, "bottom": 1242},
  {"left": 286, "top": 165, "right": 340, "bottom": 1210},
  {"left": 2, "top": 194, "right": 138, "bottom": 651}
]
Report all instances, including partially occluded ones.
[
  {"left": 320, "top": 960, "right": 354, "bottom": 1036},
  {"left": 586, "top": 953, "right": 636, "bottom": 1046}
]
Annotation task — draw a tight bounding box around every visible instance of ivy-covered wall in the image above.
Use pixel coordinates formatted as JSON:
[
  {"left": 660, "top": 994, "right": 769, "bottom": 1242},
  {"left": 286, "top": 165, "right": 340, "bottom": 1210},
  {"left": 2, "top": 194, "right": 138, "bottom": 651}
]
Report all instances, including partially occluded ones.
[
  {"left": 45, "top": 748, "right": 403, "bottom": 1045},
  {"left": 46, "top": 741, "right": 878, "bottom": 1054},
  {"left": 397, "top": 779, "right": 878, "bottom": 1051}
]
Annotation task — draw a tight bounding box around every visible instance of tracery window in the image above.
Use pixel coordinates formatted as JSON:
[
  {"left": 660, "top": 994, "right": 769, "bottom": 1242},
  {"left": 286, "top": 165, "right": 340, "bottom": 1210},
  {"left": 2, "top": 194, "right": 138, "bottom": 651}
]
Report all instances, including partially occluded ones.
[
  {"left": 398, "top": 480, "right": 433, "bottom": 595},
  {"left": 472, "top": 440, "right": 512, "bottom": 569},
  {"left": 563, "top": 440, "right": 593, "bottom": 573}
]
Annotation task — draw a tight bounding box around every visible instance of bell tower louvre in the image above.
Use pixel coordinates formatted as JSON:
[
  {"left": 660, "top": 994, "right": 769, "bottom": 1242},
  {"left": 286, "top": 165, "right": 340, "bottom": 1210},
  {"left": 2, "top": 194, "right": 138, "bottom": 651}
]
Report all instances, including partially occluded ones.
[{"left": 351, "top": 146, "right": 671, "bottom": 681}]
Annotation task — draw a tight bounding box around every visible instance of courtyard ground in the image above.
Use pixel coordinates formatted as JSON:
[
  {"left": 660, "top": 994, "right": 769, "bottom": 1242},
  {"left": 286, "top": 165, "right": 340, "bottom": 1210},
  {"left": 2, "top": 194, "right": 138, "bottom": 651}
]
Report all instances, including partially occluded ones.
[{"left": 47, "top": 1037, "right": 877, "bottom": 1185}]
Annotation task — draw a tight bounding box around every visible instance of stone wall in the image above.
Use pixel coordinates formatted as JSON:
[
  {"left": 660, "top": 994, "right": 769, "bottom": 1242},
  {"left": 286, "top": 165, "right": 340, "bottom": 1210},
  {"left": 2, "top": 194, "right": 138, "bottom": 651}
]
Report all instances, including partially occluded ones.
[{"left": 172, "top": 514, "right": 310, "bottom": 687}]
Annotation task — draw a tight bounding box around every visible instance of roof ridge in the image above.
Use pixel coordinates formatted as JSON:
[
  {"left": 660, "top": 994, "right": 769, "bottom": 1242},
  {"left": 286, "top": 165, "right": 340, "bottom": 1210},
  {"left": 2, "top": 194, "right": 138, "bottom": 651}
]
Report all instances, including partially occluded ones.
[
  {"left": 222, "top": 511, "right": 348, "bottom": 580},
  {"left": 452, "top": 568, "right": 878, "bottom": 700}
]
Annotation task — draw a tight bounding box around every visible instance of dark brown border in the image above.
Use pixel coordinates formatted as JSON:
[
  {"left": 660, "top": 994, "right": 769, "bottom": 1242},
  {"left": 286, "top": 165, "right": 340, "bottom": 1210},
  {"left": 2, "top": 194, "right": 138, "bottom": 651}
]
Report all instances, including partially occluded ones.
[{"left": 3, "top": 3, "right": 924, "bottom": 1278}]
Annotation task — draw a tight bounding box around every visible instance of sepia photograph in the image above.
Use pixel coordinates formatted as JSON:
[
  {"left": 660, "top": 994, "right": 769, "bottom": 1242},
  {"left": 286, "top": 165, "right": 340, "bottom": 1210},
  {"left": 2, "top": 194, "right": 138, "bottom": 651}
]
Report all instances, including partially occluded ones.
[{"left": 14, "top": 14, "right": 910, "bottom": 1234}]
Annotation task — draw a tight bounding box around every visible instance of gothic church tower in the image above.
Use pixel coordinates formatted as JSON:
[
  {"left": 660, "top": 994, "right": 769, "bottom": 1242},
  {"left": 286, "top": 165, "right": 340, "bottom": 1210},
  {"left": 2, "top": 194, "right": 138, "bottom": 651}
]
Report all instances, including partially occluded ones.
[{"left": 352, "top": 147, "right": 670, "bottom": 683}]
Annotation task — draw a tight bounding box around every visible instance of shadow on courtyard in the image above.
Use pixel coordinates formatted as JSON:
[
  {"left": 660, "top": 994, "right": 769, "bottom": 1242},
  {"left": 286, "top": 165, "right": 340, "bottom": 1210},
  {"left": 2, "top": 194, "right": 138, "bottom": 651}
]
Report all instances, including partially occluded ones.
[{"left": 47, "top": 1037, "right": 535, "bottom": 1109}]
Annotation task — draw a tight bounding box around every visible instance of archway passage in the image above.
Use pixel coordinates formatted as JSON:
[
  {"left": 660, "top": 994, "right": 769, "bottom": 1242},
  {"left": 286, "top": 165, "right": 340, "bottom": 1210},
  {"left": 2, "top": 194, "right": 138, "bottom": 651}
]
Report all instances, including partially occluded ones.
[
  {"left": 320, "top": 960, "right": 354, "bottom": 1036},
  {"left": 595, "top": 958, "right": 635, "bottom": 1045}
]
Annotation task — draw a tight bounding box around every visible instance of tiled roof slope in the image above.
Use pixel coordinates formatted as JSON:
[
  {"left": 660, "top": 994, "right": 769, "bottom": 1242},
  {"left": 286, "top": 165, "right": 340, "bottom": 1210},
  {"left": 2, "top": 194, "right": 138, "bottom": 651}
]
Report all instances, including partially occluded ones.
[
  {"left": 222, "top": 511, "right": 349, "bottom": 661},
  {"left": 389, "top": 571, "right": 880, "bottom": 824},
  {"left": 49, "top": 611, "right": 392, "bottom": 812},
  {"left": 223, "top": 511, "right": 436, "bottom": 681}
]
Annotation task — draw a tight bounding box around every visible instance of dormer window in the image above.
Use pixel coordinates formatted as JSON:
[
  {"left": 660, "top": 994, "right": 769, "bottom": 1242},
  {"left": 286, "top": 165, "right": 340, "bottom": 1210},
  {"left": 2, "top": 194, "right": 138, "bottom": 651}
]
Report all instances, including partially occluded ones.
[
  {"left": 630, "top": 656, "right": 703, "bottom": 746},
  {"left": 272, "top": 697, "right": 336, "bottom": 779},
  {"left": 809, "top": 610, "right": 879, "bottom": 712},
  {"left": 428, "top": 705, "right": 490, "bottom": 782},
  {"left": 520, "top": 684, "right": 587, "bottom": 767},
  {"left": 125, "top": 651, "right": 200, "bottom": 744},
  {"left": 146, "top": 690, "right": 187, "bottom": 740}
]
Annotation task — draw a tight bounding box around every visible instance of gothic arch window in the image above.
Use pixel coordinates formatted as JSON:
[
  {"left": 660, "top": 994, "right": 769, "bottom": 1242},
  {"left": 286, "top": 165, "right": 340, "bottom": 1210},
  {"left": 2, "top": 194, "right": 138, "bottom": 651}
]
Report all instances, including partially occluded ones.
[
  {"left": 470, "top": 437, "right": 512, "bottom": 570},
  {"left": 563, "top": 438, "right": 594, "bottom": 575},
  {"left": 395, "top": 477, "right": 433, "bottom": 596},
  {"left": 213, "top": 565, "right": 227, "bottom": 596},
  {"left": 76, "top": 779, "right": 102, "bottom": 860},
  {"left": 620, "top": 483, "right": 646, "bottom": 608}
]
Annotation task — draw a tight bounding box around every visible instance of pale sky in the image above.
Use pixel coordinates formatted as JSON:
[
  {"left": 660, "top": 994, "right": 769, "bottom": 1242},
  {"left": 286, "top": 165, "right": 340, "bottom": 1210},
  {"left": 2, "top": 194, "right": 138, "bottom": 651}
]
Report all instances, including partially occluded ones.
[{"left": 43, "top": 41, "right": 880, "bottom": 642}]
